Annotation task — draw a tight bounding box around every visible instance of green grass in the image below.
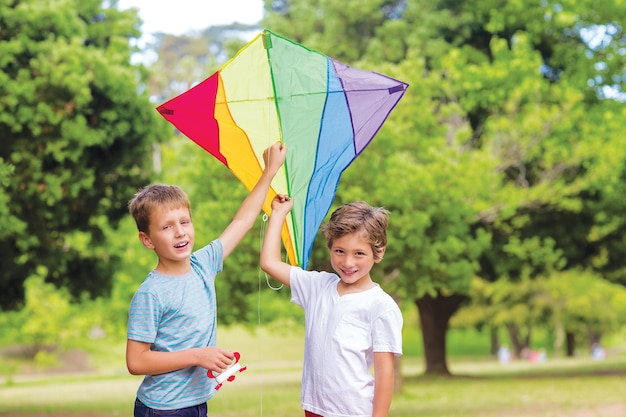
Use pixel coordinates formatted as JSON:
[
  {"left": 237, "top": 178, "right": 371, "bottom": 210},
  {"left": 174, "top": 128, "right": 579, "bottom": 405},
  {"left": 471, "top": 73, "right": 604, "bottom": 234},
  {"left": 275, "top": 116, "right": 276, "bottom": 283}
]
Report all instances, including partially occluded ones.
[{"left": 1, "top": 326, "right": 625, "bottom": 416}]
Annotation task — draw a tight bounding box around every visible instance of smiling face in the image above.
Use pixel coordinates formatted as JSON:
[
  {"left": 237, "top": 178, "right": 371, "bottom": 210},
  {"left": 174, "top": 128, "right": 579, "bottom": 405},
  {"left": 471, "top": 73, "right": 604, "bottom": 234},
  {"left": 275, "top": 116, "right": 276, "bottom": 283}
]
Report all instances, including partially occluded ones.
[
  {"left": 139, "top": 205, "right": 195, "bottom": 275},
  {"left": 329, "top": 231, "right": 384, "bottom": 292}
]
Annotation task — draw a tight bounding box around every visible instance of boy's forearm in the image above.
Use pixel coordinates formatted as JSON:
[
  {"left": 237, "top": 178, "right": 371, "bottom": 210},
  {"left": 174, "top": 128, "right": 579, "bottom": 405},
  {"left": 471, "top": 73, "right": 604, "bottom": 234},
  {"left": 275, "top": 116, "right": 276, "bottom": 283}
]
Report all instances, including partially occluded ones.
[
  {"left": 372, "top": 353, "right": 395, "bottom": 417},
  {"left": 261, "top": 213, "right": 286, "bottom": 264},
  {"left": 260, "top": 211, "right": 292, "bottom": 285},
  {"left": 219, "top": 169, "right": 279, "bottom": 258},
  {"left": 229, "top": 141, "right": 285, "bottom": 235},
  {"left": 128, "top": 348, "right": 199, "bottom": 376},
  {"left": 372, "top": 384, "right": 393, "bottom": 417},
  {"left": 233, "top": 170, "right": 273, "bottom": 224}
]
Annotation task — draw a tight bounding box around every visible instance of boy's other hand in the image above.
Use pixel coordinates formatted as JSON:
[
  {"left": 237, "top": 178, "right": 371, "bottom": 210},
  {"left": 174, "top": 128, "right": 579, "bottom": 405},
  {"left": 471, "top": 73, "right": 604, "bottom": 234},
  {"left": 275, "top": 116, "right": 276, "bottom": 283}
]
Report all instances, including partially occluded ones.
[
  {"left": 271, "top": 194, "right": 294, "bottom": 216},
  {"left": 263, "top": 142, "right": 287, "bottom": 174},
  {"left": 196, "top": 347, "right": 236, "bottom": 373}
]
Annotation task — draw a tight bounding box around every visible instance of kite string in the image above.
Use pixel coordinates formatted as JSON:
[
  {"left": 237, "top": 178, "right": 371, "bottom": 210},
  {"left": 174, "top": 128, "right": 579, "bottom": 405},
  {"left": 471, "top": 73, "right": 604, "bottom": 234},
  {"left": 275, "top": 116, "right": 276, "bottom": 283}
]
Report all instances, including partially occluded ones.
[
  {"left": 259, "top": 213, "right": 284, "bottom": 291},
  {"left": 256, "top": 213, "right": 284, "bottom": 417},
  {"left": 256, "top": 243, "right": 264, "bottom": 417},
  {"left": 256, "top": 95, "right": 286, "bottom": 416},
  {"left": 260, "top": 127, "right": 283, "bottom": 293}
]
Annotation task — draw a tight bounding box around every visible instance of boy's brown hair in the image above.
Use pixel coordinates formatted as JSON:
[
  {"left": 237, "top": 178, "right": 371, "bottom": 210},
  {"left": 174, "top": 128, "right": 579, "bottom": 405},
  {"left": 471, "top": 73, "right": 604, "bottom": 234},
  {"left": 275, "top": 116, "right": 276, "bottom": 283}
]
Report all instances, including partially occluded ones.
[
  {"left": 128, "top": 184, "right": 191, "bottom": 233},
  {"left": 321, "top": 201, "right": 389, "bottom": 261}
]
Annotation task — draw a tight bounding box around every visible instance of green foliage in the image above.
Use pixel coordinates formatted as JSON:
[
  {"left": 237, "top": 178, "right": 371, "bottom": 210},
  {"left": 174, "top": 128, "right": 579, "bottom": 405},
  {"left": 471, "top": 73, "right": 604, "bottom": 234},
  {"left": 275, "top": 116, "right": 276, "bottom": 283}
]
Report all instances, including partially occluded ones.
[
  {"left": 146, "top": 23, "right": 260, "bottom": 103},
  {"left": 538, "top": 270, "right": 626, "bottom": 344},
  {"left": 261, "top": 0, "right": 626, "bottom": 374},
  {"left": 0, "top": 0, "right": 169, "bottom": 309},
  {"left": 2, "top": 273, "right": 108, "bottom": 360},
  {"left": 17, "top": 274, "right": 73, "bottom": 354},
  {"left": 0, "top": 158, "right": 23, "bottom": 240},
  {"left": 455, "top": 270, "right": 626, "bottom": 354},
  {"left": 245, "top": 288, "right": 304, "bottom": 332}
]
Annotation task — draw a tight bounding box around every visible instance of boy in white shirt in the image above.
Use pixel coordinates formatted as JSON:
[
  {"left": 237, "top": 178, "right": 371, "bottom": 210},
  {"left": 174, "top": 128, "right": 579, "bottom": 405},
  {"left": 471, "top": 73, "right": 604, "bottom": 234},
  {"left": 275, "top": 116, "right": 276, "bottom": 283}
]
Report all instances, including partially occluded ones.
[{"left": 261, "top": 197, "right": 403, "bottom": 417}]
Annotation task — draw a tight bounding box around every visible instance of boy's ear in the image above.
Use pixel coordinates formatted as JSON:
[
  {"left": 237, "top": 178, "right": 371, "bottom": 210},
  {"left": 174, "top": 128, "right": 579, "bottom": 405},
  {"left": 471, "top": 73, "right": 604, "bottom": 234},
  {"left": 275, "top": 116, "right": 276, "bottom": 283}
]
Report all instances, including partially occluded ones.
[
  {"left": 139, "top": 231, "right": 155, "bottom": 250},
  {"left": 375, "top": 246, "right": 387, "bottom": 263}
]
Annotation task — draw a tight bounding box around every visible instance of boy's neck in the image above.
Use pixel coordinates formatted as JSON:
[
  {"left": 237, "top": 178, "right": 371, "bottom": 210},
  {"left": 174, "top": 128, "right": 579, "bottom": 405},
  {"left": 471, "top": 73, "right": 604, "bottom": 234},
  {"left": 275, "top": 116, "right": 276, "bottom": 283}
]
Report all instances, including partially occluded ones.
[
  {"left": 155, "top": 258, "right": 192, "bottom": 276},
  {"left": 336, "top": 278, "right": 376, "bottom": 296}
]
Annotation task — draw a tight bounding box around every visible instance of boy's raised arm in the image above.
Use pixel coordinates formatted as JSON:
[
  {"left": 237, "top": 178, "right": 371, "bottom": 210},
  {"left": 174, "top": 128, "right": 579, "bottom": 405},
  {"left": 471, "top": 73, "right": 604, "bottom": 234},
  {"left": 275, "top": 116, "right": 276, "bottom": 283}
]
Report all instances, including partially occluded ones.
[
  {"left": 219, "top": 142, "right": 286, "bottom": 259},
  {"left": 260, "top": 195, "right": 293, "bottom": 286}
]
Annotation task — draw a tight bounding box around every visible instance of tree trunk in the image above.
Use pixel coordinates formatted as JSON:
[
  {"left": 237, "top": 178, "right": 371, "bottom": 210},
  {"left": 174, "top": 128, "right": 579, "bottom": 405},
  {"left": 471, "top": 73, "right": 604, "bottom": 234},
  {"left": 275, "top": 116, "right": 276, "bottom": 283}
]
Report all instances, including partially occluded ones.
[
  {"left": 415, "top": 292, "right": 467, "bottom": 375},
  {"left": 490, "top": 326, "right": 499, "bottom": 357},
  {"left": 566, "top": 331, "right": 576, "bottom": 356},
  {"left": 587, "top": 328, "right": 602, "bottom": 349},
  {"left": 505, "top": 323, "right": 531, "bottom": 358},
  {"left": 505, "top": 323, "right": 523, "bottom": 358},
  {"left": 553, "top": 313, "right": 565, "bottom": 357}
]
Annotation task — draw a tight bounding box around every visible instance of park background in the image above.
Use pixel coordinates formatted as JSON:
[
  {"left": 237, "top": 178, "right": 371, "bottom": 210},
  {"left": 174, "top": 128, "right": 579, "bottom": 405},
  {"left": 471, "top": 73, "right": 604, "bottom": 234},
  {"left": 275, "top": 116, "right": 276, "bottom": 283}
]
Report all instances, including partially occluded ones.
[{"left": 1, "top": 0, "right": 626, "bottom": 415}]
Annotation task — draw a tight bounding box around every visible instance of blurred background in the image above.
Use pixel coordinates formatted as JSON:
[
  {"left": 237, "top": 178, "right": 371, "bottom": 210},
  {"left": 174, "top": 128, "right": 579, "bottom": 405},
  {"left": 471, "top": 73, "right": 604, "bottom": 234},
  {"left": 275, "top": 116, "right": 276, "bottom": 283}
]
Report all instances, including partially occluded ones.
[{"left": 1, "top": 0, "right": 625, "bottom": 415}]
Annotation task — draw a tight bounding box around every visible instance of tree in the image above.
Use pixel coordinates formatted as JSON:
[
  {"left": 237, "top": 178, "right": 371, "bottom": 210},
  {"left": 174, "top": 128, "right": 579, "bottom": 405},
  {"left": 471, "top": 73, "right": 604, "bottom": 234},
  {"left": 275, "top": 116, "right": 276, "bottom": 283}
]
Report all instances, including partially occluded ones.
[
  {"left": 146, "top": 24, "right": 260, "bottom": 104},
  {"left": 263, "top": 0, "right": 626, "bottom": 374},
  {"left": 538, "top": 270, "right": 626, "bottom": 354},
  {"left": 0, "top": 159, "right": 22, "bottom": 241},
  {"left": 432, "top": 0, "right": 626, "bottom": 364},
  {"left": 0, "top": 0, "right": 168, "bottom": 310},
  {"left": 459, "top": 2, "right": 626, "bottom": 355}
]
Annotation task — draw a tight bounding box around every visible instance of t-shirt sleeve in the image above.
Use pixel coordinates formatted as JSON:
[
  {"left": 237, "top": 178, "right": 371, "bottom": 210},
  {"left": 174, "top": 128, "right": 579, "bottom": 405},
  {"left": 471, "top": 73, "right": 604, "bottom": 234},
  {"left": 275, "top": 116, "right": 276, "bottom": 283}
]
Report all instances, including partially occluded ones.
[
  {"left": 127, "top": 289, "right": 160, "bottom": 343},
  {"left": 372, "top": 305, "right": 403, "bottom": 355},
  {"left": 290, "top": 267, "right": 336, "bottom": 309},
  {"left": 289, "top": 266, "right": 309, "bottom": 308},
  {"left": 192, "top": 239, "right": 224, "bottom": 286}
]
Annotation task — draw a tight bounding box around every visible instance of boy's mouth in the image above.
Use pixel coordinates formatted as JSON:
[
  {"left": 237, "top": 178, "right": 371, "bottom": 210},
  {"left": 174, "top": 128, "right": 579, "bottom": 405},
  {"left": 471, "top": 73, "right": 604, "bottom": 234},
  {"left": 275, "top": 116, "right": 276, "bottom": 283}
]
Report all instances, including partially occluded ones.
[{"left": 342, "top": 269, "right": 357, "bottom": 277}]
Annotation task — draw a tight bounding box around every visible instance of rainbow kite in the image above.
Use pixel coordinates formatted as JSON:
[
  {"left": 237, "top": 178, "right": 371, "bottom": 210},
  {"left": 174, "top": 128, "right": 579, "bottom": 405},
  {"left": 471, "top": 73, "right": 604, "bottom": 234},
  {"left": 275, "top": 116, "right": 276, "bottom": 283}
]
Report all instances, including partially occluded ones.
[{"left": 157, "top": 29, "right": 408, "bottom": 269}]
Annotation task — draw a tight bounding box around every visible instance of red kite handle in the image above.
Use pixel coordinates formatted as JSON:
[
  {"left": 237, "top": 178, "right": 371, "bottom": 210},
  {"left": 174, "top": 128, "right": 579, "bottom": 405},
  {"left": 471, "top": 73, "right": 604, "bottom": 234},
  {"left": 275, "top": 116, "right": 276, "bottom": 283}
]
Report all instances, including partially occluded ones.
[{"left": 207, "top": 351, "right": 241, "bottom": 379}]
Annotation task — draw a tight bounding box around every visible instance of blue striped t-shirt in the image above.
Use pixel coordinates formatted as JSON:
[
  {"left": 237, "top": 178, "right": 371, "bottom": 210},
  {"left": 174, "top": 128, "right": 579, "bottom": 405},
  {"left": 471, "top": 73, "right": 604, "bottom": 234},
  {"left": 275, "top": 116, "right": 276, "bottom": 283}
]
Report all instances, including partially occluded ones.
[{"left": 127, "top": 240, "right": 223, "bottom": 410}]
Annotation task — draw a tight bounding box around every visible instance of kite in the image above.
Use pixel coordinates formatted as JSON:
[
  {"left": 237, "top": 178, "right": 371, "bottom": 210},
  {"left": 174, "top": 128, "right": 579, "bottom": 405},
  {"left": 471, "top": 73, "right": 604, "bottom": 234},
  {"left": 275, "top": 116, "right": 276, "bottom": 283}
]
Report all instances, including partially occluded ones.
[{"left": 157, "top": 29, "right": 408, "bottom": 269}]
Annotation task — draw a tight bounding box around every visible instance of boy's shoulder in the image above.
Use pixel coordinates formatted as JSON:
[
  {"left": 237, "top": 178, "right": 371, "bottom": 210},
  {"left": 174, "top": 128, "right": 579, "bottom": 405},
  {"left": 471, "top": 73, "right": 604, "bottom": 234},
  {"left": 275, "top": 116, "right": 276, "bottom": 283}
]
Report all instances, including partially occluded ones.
[
  {"left": 190, "top": 239, "right": 224, "bottom": 273},
  {"left": 192, "top": 239, "right": 223, "bottom": 259},
  {"left": 373, "top": 283, "right": 397, "bottom": 299},
  {"left": 135, "top": 269, "right": 190, "bottom": 292},
  {"left": 292, "top": 267, "right": 338, "bottom": 281}
]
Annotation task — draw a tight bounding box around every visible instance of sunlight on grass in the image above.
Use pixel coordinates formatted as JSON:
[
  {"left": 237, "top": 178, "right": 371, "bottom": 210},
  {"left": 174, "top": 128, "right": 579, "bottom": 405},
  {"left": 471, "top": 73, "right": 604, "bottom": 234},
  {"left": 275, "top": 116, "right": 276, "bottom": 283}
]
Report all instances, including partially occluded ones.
[{"left": 1, "top": 326, "right": 625, "bottom": 417}]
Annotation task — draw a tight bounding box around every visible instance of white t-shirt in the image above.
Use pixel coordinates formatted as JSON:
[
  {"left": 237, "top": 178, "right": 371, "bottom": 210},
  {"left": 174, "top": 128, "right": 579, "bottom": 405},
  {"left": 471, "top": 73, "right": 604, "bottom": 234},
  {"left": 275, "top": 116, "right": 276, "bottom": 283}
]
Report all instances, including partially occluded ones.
[{"left": 290, "top": 267, "right": 403, "bottom": 417}]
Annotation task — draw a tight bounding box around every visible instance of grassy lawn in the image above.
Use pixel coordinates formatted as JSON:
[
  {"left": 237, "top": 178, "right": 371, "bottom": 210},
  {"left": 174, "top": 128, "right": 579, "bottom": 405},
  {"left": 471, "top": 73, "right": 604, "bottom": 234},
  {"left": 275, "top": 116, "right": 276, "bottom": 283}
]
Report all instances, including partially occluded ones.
[{"left": 0, "top": 326, "right": 625, "bottom": 416}]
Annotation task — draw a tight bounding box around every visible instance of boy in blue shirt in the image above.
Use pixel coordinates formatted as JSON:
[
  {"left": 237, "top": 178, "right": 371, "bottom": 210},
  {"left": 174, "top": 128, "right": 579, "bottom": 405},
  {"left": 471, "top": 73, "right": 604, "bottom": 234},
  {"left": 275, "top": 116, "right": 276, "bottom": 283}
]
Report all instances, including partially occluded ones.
[{"left": 126, "top": 142, "right": 286, "bottom": 416}]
